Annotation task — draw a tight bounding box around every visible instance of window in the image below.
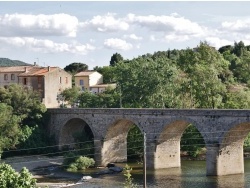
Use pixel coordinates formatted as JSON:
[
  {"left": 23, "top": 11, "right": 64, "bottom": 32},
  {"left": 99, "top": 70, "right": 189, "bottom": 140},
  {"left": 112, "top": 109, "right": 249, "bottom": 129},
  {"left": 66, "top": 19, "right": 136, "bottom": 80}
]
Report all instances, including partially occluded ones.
[
  {"left": 80, "top": 79, "right": 84, "bottom": 85},
  {"left": 59, "top": 77, "right": 62, "bottom": 84},
  {"left": 65, "top": 77, "right": 68, "bottom": 84},
  {"left": 11, "top": 74, "right": 15, "bottom": 80},
  {"left": 23, "top": 78, "right": 27, "bottom": 85},
  {"left": 38, "top": 77, "right": 41, "bottom": 83},
  {"left": 4, "top": 74, "right": 8, "bottom": 80}
]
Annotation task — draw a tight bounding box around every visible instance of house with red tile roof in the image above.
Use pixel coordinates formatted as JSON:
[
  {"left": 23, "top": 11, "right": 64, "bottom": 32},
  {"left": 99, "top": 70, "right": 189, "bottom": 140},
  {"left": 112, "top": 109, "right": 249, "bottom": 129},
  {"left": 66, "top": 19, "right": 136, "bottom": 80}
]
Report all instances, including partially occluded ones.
[{"left": 0, "top": 65, "right": 72, "bottom": 108}]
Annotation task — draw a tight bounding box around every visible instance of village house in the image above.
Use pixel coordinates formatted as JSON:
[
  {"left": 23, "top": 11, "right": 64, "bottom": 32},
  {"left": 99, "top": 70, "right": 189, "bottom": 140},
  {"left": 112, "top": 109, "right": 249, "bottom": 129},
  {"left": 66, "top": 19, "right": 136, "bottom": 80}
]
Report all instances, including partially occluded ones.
[
  {"left": 0, "top": 65, "right": 72, "bottom": 108},
  {"left": 74, "top": 71, "right": 116, "bottom": 93}
]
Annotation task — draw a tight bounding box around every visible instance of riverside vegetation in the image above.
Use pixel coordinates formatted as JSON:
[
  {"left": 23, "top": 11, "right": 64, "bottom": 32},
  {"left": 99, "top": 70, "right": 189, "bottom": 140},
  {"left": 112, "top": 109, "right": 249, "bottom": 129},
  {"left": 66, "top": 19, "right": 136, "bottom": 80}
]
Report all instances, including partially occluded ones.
[{"left": 1, "top": 41, "right": 250, "bottom": 186}]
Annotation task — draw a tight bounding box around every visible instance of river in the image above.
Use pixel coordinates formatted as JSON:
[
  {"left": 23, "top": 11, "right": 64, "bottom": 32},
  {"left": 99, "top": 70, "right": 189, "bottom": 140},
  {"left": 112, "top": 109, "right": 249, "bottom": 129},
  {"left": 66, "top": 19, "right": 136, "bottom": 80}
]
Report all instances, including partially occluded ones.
[{"left": 72, "top": 159, "right": 250, "bottom": 188}]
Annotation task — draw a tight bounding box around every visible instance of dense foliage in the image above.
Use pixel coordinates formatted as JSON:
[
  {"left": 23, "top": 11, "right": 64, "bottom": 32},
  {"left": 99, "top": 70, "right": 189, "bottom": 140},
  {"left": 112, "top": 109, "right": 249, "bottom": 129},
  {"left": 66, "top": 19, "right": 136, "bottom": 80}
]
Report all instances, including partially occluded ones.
[
  {"left": 0, "top": 163, "right": 36, "bottom": 188},
  {"left": 63, "top": 153, "right": 95, "bottom": 171},
  {"left": 0, "top": 84, "right": 52, "bottom": 158},
  {"left": 64, "top": 62, "right": 88, "bottom": 75}
]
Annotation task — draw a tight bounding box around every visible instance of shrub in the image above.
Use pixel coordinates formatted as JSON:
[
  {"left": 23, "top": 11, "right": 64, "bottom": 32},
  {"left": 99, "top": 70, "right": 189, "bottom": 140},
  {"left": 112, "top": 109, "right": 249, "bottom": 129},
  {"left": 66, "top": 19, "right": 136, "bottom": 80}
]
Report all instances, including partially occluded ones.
[
  {"left": 63, "top": 155, "right": 95, "bottom": 171},
  {"left": 63, "top": 152, "right": 77, "bottom": 167},
  {"left": 74, "top": 156, "right": 95, "bottom": 170},
  {"left": 123, "top": 164, "right": 138, "bottom": 188},
  {"left": 0, "top": 163, "right": 37, "bottom": 188}
]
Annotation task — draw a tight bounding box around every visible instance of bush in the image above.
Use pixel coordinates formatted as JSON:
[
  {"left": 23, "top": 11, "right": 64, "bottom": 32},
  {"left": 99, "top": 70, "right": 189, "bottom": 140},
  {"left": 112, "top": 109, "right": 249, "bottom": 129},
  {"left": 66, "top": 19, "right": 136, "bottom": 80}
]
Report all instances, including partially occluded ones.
[
  {"left": 123, "top": 164, "right": 138, "bottom": 188},
  {"left": 63, "top": 154, "right": 95, "bottom": 171},
  {"left": 0, "top": 163, "right": 37, "bottom": 188},
  {"left": 63, "top": 152, "right": 77, "bottom": 167},
  {"left": 74, "top": 156, "right": 95, "bottom": 170}
]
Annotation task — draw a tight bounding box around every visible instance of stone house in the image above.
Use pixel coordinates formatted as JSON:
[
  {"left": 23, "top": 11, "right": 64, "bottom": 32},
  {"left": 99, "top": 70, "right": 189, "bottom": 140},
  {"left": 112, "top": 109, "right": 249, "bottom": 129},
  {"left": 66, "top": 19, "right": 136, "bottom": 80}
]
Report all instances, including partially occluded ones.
[
  {"left": 0, "top": 65, "right": 72, "bottom": 108},
  {"left": 74, "top": 71, "right": 116, "bottom": 93}
]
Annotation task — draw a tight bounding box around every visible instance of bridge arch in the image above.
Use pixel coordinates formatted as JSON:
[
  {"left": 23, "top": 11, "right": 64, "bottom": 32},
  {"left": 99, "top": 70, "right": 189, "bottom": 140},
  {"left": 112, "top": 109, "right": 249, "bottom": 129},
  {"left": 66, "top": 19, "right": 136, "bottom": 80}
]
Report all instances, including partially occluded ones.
[
  {"left": 154, "top": 117, "right": 205, "bottom": 169},
  {"left": 59, "top": 117, "right": 95, "bottom": 150},
  {"left": 101, "top": 118, "right": 143, "bottom": 166},
  {"left": 214, "top": 121, "right": 250, "bottom": 175}
]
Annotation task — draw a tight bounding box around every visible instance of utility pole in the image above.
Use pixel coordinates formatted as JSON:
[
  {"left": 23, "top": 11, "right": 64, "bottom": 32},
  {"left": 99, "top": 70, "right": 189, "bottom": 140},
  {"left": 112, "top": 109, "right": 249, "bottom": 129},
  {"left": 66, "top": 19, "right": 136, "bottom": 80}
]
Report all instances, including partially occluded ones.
[{"left": 143, "top": 132, "right": 147, "bottom": 188}]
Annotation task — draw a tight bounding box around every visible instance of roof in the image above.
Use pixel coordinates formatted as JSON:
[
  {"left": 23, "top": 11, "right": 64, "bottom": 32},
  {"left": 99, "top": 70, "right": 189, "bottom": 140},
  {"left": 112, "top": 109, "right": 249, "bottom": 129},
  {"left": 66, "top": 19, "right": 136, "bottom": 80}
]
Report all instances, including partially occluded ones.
[
  {"left": 90, "top": 83, "right": 117, "bottom": 88},
  {"left": 18, "top": 67, "right": 58, "bottom": 76},
  {"left": 74, "top": 71, "right": 98, "bottom": 77},
  {"left": 0, "top": 66, "right": 34, "bottom": 73}
]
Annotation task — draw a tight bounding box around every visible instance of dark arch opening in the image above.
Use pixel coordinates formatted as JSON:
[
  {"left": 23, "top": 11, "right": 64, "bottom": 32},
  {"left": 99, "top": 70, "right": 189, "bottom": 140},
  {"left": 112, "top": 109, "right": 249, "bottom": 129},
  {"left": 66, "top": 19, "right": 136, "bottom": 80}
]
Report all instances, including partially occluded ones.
[
  {"left": 60, "top": 118, "right": 94, "bottom": 157},
  {"left": 127, "top": 125, "right": 143, "bottom": 162},
  {"left": 180, "top": 124, "right": 205, "bottom": 158}
]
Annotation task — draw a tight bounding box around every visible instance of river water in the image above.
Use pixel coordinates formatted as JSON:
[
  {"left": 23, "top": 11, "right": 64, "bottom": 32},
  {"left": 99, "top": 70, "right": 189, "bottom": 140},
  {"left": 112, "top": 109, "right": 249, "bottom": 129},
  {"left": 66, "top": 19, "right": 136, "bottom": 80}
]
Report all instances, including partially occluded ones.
[{"left": 75, "top": 159, "right": 250, "bottom": 188}]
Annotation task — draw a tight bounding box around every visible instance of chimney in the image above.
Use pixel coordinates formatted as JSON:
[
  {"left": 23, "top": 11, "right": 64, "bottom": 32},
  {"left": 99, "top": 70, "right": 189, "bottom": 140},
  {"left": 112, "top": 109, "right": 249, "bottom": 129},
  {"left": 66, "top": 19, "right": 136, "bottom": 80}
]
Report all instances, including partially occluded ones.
[
  {"left": 25, "top": 67, "right": 27, "bottom": 72},
  {"left": 48, "top": 66, "right": 50, "bottom": 71}
]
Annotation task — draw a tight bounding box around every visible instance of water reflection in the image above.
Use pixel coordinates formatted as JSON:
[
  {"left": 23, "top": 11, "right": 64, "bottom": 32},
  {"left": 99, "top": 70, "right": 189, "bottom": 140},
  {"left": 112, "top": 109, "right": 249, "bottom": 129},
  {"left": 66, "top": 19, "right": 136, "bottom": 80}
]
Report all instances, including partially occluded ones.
[
  {"left": 129, "top": 160, "right": 250, "bottom": 188},
  {"left": 73, "top": 159, "right": 250, "bottom": 187}
]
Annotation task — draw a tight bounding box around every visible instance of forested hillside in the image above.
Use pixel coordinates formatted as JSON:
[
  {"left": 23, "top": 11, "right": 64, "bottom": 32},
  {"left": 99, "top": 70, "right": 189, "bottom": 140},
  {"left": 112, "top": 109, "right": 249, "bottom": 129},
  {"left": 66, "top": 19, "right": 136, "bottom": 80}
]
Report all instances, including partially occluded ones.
[
  {"left": 0, "top": 58, "right": 31, "bottom": 66},
  {"left": 62, "top": 41, "right": 250, "bottom": 110}
]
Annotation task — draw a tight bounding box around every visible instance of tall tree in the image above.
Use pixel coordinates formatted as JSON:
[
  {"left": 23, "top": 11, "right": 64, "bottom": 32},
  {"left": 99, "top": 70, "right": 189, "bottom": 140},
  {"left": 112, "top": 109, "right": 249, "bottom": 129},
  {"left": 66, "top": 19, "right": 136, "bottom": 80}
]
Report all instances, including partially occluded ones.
[
  {"left": 64, "top": 62, "right": 88, "bottom": 75},
  {"left": 178, "top": 42, "right": 230, "bottom": 108},
  {"left": 110, "top": 53, "right": 124, "bottom": 66},
  {"left": 0, "top": 84, "right": 48, "bottom": 157},
  {"left": 0, "top": 103, "right": 21, "bottom": 157},
  {"left": 93, "top": 66, "right": 116, "bottom": 83},
  {"left": 114, "top": 56, "right": 182, "bottom": 108}
]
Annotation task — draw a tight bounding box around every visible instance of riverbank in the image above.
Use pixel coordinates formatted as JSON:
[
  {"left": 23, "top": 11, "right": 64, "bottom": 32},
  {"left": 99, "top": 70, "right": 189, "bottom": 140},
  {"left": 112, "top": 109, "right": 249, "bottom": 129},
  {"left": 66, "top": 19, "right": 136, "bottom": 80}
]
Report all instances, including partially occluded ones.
[{"left": 2, "top": 155, "right": 126, "bottom": 187}]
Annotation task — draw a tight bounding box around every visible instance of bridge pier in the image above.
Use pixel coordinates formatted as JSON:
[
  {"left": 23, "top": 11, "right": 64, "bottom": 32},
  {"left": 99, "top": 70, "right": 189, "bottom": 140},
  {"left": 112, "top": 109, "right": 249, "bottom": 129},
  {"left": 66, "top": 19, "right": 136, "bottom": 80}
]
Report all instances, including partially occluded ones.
[
  {"left": 154, "top": 140, "right": 180, "bottom": 169},
  {"left": 206, "top": 144, "right": 244, "bottom": 176},
  {"left": 94, "top": 139, "right": 103, "bottom": 167}
]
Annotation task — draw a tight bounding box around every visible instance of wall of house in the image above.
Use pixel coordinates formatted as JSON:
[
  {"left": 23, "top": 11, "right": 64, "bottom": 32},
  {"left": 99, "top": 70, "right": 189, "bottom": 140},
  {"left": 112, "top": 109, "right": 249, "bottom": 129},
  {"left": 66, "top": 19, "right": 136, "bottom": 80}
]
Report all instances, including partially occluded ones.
[
  {"left": 44, "top": 68, "right": 72, "bottom": 108},
  {"left": 89, "top": 72, "right": 103, "bottom": 86},
  {"left": 0, "top": 72, "right": 19, "bottom": 87},
  {"left": 75, "top": 76, "right": 89, "bottom": 91}
]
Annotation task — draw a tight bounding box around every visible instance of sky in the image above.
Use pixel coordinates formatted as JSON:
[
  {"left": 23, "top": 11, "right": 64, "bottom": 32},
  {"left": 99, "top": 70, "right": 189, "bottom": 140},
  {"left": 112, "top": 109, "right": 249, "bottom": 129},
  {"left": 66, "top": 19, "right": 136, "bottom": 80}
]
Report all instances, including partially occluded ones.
[{"left": 1, "top": 1, "right": 250, "bottom": 69}]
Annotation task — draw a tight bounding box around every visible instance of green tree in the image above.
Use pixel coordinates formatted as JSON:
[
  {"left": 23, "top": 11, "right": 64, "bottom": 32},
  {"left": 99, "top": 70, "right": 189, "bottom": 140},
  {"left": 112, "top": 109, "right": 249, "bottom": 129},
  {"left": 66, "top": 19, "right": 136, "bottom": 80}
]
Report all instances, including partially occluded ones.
[
  {"left": 110, "top": 53, "right": 124, "bottom": 66},
  {"left": 0, "top": 103, "right": 21, "bottom": 157},
  {"left": 233, "top": 41, "right": 245, "bottom": 57},
  {"left": 0, "top": 84, "right": 49, "bottom": 157},
  {"left": 0, "top": 163, "right": 37, "bottom": 188},
  {"left": 94, "top": 66, "right": 116, "bottom": 83},
  {"left": 114, "top": 56, "right": 182, "bottom": 108},
  {"left": 64, "top": 62, "right": 88, "bottom": 75},
  {"left": 61, "top": 86, "right": 81, "bottom": 107},
  {"left": 78, "top": 88, "right": 120, "bottom": 108},
  {"left": 0, "top": 84, "right": 46, "bottom": 124},
  {"left": 178, "top": 42, "right": 230, "bottom": 108},
  {"left": 234, "top": 49, "right": 250, "bottom": 83}
]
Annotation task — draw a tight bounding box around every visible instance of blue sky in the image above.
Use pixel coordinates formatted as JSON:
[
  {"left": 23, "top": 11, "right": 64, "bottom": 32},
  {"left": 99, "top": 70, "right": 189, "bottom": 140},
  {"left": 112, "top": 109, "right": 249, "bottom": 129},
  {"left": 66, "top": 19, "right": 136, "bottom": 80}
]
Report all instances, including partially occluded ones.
[{"left": 1, "top": 1, "right": 250, "bottom": 69}]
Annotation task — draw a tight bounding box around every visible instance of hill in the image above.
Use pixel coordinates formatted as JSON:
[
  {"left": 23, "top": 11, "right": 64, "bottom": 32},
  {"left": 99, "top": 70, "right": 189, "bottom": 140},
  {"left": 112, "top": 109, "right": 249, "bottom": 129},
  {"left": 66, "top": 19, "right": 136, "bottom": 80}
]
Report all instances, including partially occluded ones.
[{"left": 0, "top": 58, "right": 31, "bottom": 67}]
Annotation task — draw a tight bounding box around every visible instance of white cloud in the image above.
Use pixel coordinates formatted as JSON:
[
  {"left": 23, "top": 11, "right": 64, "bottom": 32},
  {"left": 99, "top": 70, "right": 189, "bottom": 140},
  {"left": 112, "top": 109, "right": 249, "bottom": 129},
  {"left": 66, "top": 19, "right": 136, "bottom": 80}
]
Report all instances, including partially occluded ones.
[
  {"left": 0, "top": 37, "right": 95, "bottom": 54},
  {"left": 222, "top": 19, "right": 250, "bottom": 33},
  {"left": 205, "top": 37, "right": 233, "bottom": 49},
  {"left": 126, "top": 13, "right": 206, "bottom": 37},
  {"left": 124, "top": 34, "right": 142, "bottom": 41},
  {"left": 150, "top": 35, "right": 156, "bottom": 41},
  {"left": 80, "top": 13, "right": 129, "bottom": 32},
  {"left": 104, "top": 38, "right": 133, "bottom": 51},
  {"left": 165, "top": 33, "right": 190, "bottom": 42},
  {"left": 0, "top": 13, "right": 78, "bottom": 37}
]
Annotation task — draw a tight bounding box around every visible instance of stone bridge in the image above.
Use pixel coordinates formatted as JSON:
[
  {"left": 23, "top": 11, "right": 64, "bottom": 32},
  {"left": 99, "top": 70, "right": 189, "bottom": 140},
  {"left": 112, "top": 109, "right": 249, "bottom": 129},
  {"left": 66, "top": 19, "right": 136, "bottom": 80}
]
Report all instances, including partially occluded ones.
[{"left": 47, "top": 108, "right": 250, "bottom": 176}]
